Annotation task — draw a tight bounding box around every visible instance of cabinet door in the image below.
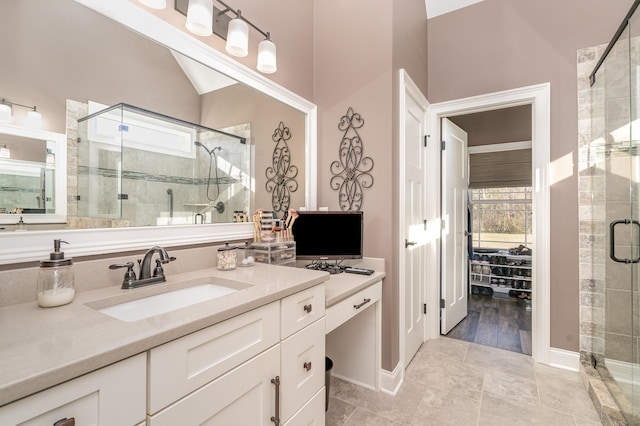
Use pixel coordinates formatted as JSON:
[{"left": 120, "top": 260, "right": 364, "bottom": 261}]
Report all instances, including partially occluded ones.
[
  {"left": 0, "top": 353, "right": 146, "bottom": 425},
  {"left": 283, "top": 387, "right": 325, "bottom": 426},
  {"left": 280, "top": 318, "right": 326, "bottom": 423},
  {"left": 148, "top": 301, "right": 280, "bottom": 413},
  {"left": 148, "top": 345, "right": 280, "bottom": 426}
]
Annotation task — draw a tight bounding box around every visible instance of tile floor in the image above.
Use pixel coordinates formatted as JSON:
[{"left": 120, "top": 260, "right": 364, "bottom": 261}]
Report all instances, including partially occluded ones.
[
  {"left": 446, "top": 294, "right": 532, "bottom": 355},
  {"left": 326, "top": 337, "right": 602, "bottom": 425}
]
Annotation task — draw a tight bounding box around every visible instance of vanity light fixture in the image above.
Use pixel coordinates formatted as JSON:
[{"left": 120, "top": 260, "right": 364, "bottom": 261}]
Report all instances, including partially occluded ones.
[
  {"left": 225, "top": 11, "right": 249, "bottom": 57},
  {"left": 186, "top": 0, "right": 214, "bottom": 37},
  {"left": 174, "top": 0, "right": 277, "bottom": 74},
  {"left": 0, "top": 98, "right": 43, "bottom": 128},
  {"left": 0, "top": 145, "right": 10, "bottom": 159}
]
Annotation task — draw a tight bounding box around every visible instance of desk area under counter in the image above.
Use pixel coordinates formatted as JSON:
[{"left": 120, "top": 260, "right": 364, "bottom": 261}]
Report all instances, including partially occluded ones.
[{"left": 320, "top": 257, "right": 385, "bottom": 392}]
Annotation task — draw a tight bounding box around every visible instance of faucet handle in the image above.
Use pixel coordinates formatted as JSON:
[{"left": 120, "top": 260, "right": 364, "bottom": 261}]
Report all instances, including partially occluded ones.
[{"left": 109, "top": 262, "right": 137, "bottom": 288}]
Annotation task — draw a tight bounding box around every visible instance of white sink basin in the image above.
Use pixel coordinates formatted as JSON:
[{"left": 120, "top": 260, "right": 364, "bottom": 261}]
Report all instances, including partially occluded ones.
[{"left": 98, "top": 284, "right": 238, "bottom": 322}]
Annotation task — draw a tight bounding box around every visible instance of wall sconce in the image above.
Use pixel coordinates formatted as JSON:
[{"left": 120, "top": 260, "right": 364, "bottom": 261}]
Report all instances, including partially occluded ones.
[
  {"left": 0, "top": 98, "right": 42, "bottom": 129},
  {"left": 170, "top": 0, "right": 277, "bottom": 74}
]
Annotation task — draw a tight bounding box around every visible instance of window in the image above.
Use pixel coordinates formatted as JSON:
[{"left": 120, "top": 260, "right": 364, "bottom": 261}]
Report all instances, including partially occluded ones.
[{"left": 469, "top": 186, "right": 532, "bottom": 250}]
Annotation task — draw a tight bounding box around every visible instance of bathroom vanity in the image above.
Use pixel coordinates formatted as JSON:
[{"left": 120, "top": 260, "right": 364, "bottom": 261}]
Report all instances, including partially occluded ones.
[{"left": 0, "top": 264, "right": 329, "bottom": 425}]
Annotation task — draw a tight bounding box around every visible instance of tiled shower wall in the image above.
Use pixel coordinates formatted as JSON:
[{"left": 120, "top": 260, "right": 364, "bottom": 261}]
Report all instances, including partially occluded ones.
[{"left": 577, "top": 40, "right": 639, "bottom": 365}]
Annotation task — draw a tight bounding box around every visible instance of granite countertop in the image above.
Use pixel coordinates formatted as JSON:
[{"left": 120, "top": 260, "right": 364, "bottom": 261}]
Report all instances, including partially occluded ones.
[{"left": 0, "top": 264, "right": 329, "bottom": 407}]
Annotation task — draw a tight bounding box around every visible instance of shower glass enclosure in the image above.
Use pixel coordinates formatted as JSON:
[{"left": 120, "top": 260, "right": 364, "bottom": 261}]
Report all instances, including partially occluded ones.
[
  {"left": 77, "top": 103, "right": 250, "bottom": 227},
  {"left": 585, "top": 2, "right": 640, "bottom": 421}
]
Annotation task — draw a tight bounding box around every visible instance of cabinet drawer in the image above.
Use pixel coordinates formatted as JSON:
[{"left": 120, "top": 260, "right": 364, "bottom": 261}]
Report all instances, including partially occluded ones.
[
  {"left": 281, "top": 284, "right": 325, "bottom": 338},
  {"left": 148, "top": 301, "right": 280, "bottom": 414},
  {"left": 0, "top": 353, "right": 146, "bottom": 426},
  {"left": 326, "top": 280, "right": 381, "bottom": 333},
  {"left": 281, "top": 318, "right": 326, "bottom": 423},
  {"left": 283, "top": 387, "right": 325, "bottom": 426},
  {"left": 148, "top": 345, "right": 280, "bottom": 426}
]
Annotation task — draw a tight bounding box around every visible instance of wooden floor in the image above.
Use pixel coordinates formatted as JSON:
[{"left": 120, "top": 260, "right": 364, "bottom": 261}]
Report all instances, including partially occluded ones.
[{"left": 445, "top": 293, "right": 532, "bottom": 355}]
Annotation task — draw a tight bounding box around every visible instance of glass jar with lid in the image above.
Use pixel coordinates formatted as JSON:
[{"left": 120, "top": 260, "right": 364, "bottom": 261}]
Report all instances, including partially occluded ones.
[
  {"left": 217, "top": 242, "right": 237, "bottom": 270},
  {"left": 237, "top": 241, "right": 255, "bottom": 267}
]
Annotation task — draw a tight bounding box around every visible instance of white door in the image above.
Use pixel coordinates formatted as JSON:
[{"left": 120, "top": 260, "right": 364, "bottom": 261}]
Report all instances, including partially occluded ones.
[
  {"left": 400, "top": 71, "right": 429, "bottom": 367},
  {"left": 441, "top": 118, "right": 468, "bottom": 334}
]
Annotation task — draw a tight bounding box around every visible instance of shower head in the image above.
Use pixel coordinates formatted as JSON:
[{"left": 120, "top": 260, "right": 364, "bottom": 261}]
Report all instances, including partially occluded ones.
[{"left": 194, "top": 141, "right": 212, "bottom": 155}]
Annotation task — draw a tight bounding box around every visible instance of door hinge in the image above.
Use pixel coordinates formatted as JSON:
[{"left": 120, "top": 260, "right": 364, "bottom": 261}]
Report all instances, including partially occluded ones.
[
  {"left": 441, "top": 140, "right": 446, "bottom": 150},
  {"left": 423, "top": 303, "right": 427, "bottom": 314},
  {"left": 440, "top": 299, "right": 445, "bottom": 309},
  {"left": 424, "top": 219, "right": 427, "bottom": 230},
  {"left": 424, "top": 135, "right": 428, "bottom": 147}
]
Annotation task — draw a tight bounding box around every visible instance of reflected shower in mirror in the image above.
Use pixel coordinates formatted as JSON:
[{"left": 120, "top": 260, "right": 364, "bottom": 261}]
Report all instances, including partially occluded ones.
[
  {"left": 75, "top": 103, "right": 250, "bottom": 227},
  {"left": 0, "top": 0, "right": 306, "bottom": 230}
]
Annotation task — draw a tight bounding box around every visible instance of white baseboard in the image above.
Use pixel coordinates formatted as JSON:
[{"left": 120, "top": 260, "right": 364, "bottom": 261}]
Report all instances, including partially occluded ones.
[
  {"left": 379, "top": 363, "right": 403, "bottom": 396},
  {"left": 548, "top": 347, "right": 580, "bottom": 372}
]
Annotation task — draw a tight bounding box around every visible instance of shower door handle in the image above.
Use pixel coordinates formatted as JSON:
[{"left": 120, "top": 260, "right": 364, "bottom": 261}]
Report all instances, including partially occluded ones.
[{"left": 609, "top": 219, "right": 640, "bottom": 263}]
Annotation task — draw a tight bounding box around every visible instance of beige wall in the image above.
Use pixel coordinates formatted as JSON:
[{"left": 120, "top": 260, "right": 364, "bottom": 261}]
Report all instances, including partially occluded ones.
[
  {"left": 427, "top": 0, "right": 631, "bottom": 351},
  {"left": 449, "top": 105, "right": 531, "bottom": 147}
]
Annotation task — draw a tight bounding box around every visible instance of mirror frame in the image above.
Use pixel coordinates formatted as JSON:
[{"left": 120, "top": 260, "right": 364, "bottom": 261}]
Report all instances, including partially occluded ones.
[
  {"left": 0, "top": 123, "right": 67, "bottom": 225},
  {"left": 0, "top": 0, "right": 317, "bottom": 265}
]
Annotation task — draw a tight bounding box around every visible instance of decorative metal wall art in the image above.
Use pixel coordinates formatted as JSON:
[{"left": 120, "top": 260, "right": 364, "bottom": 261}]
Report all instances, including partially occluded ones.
[
  {"left": 330, "top": 107, "right": 374, "bottom": 211},
  {"left": 265, "top": 121, "right": 299, "bottom": 213}
]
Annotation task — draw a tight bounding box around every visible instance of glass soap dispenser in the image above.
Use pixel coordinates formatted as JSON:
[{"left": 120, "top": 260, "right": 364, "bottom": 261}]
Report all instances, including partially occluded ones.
[{"left": 37, "top": 239, "right": 75, "bottom": 308}]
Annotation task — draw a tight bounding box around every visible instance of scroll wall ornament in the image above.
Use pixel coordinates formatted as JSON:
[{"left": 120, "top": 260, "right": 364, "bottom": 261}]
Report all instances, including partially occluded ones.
[
  {"left": 330, "top": 107, "right": 374, "bottom": 211},
  {"left": 265, "top": 121, "right": 298, "bottom": 213}
]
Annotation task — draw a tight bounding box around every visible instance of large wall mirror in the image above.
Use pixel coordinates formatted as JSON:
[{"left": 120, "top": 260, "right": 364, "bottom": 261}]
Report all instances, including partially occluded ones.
[{"left": 0, "top": 0, "right": 317, "bottom": 264}]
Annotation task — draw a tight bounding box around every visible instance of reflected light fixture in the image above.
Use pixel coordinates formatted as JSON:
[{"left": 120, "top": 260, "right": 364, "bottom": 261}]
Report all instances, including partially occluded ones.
[
  {"left": 0, "top": 145, "right": 10, "bottom": 159},
  {"left": 46, "top": 148, "right": 55, "bottom": 166},
  {"left": 27, "top": 107, "right": 42, "bottom": 129},
  {"left": 0, "top": 98, "right": 42, "bottom": 128},
  {"left": 0, "top": 101, "right": 11, "bottom": 123},
  {"left": 138, "top": 0, "right": 167, "bottom": 9},
  {"left": 175, "top": 0, "right": 277, "bottom": 74}
]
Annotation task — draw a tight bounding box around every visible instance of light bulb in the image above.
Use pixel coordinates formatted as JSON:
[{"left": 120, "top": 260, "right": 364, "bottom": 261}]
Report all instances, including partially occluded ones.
[
  {"left": 186, "top": 0, "right": 213, "bottom": 37},
  {"left": 226, "top": 16, "right": 249, "bottom": 57}
]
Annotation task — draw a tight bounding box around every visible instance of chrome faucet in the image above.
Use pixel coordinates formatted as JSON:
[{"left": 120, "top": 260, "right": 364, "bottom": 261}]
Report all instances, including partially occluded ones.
[{"left": 109, "top": 246, "right": 176, "bottom": 289}]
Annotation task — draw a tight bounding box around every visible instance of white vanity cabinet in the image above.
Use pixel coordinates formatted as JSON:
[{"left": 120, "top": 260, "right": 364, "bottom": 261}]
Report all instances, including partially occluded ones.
[
  {"left": 148, "top": 284, "right": 326, "bottom": 425},
  {"left": 0, "top": 353, "right": 146, "bottom": 425}
]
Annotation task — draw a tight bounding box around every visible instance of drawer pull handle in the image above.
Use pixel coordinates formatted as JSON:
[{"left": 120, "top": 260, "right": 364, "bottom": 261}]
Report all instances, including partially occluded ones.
[
  {"left": 54, "top": 419, "right": 75, "bottom": 426},
  {"left": 303, "top": 304, "right": 313, "bottom": 313},
  {"left": 271, "top": 376, "right": 280, "bottom": 426},
  {"left": 354, "top": 298, "right": 371, "bottom": 309},
  {"left": 304, "top": 361, "right": 312, "bottom": 371}
]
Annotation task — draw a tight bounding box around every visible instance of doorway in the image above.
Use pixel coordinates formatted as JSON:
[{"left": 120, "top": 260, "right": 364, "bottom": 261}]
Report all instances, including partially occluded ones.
[
  {"left": 426, "top": 83, "right": 551, "bottom": 364},
  {"left": 442, "top": 106, "right": 534, "bottom": 355}
]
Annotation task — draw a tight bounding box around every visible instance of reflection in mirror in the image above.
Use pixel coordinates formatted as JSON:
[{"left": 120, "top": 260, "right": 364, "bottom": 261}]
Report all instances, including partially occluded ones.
[
  {"left": 76, "top": 103, "right": 250, "bottom": 227},
  {"left": 1, "top": 0, "right": 307, "bottom": 230},
  {"left": 0, "top": 124, "right": 66, "bottom": 224}
]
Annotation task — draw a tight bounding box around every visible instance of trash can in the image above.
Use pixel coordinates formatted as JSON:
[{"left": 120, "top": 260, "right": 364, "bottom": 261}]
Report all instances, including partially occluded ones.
[{"left": 325, "top": 357, "right": 333, "bottom": 412}]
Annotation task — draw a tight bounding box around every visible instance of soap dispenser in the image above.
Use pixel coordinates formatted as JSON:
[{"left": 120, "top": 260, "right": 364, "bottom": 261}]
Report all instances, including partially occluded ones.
[{"left": 37, "top": 239, "right": 75, "bottom": 308}]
